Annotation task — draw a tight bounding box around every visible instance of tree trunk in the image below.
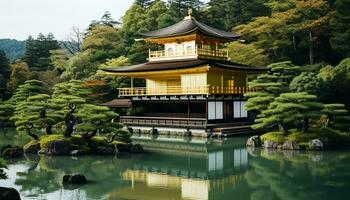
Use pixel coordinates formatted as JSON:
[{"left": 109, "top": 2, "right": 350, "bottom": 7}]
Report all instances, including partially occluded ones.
[
  {"left": 309, "top": 30, "right": 314, "bottom": 65},
  {"left": 279, "top": 123, "right": 288, "bottom": 135},
  {"left": 46, "top": 125, "right": 52, "bottom": 135},
  {"left": 27, "top": 129, "right": 39, "bottom": 140},
  {"left": 302, "top": 117, "right": 309, "bottom": 133}
]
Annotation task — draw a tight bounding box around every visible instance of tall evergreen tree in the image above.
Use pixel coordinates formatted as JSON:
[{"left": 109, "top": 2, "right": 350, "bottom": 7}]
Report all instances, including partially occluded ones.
[
  {"left": 206, "top": 0, "right": 270, "bottom": 31},
  {"left": 330, "top": 0, "right": 350, "bottom": 58},
  {"left": 23, "top": 33, "right": 60, "bottom": 71},
  {"left": 0, "top": 50, "right": 10, "bottom": 100},
  {"left": 168, "top": 0, "right": 203, "bottom": 20}
]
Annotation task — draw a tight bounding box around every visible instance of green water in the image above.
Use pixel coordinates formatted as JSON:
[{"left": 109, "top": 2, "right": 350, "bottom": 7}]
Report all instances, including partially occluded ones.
[{"left": 1, "top": 129, "right": 350, "bottom": 200}]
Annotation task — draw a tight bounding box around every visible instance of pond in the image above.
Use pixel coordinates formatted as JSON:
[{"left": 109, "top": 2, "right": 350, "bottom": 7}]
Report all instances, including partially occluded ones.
[{"left": 1, "top": 128, "right": 350, "bottom": 200}]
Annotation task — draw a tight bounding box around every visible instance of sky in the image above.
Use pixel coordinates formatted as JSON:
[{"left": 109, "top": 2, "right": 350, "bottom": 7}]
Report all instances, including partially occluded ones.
[{"left": 0, "top": 0, "right": 135, "bottom": 40}]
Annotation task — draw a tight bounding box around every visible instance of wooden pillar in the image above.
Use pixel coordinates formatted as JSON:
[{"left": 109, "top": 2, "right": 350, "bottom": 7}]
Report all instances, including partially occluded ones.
[{"left": 131, "top": 77, "right": 134, "bottom": 88}]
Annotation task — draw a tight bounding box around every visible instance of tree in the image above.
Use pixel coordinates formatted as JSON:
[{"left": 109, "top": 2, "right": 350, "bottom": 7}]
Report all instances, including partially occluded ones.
[
  {"left": 253, "top": 92, "right": 323, "bottom": 133},
  {"left": 23, "top": 33, "right": 60, "bottom": 71},
  {"left": 0, "top": 50, "right": 10, "bottom": 100},
  {"left": 245, "top": 61, "right": 301, "bottom": 116},
  {"left": 61, "top": 52, "right": 98, "bottom": 80},
  {"left": 322, "top": 104, "right": 350, "bottom": 131},
  {"left": 330, "top": 0, "right": 350, "bottom": 58},
  {"left": 76, "top": 104, "right": 124, "bottom": 145},
  {"left": 62, "top": 27, "right": 83, "bottom": 55},
  {"left": 0, "top": 159, "right": 7, "bottom": 179},
  {"left": 205, "top": 0, "right": 270, "bottom": 31},
  {"left": 51, "top": 80, "right": 92, "bottom": 137},
  {"left": 290, "top": 72, "right": 322, "bottom": 94},
  {"left": 227, "top": 41, "right": 270, "bottom": 66},
  {"left": 168, "top": 0, "right": 203, "bottom": 20},
  {"left": 10, "top": 80, "right": 47, "bottom": 139},
  {"left": 235, "top": 0, "right": 334, "bottom": 65},
  {"left": 0, "top": 100, "right": 14, "bottom": 127},
  {"left": 82, "top": 25, "right": 123, "bottom": 62},
  {"left": 319, "top": 58, "right": 350, "bottom": 108},
  {"left": 7, "top": 59, "right": 30, "bottom": 91}
]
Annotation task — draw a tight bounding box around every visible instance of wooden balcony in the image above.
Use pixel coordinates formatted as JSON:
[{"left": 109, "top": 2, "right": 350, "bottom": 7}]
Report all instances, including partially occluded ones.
[
  {"left": 148, "top": 47, "right": 228, "bottom": 62},
  {"left": 120, "top": 116, "right": 207, "bottom": 129},
  {"left": 118, "top": 86, "right": 251, "bottom": 97}
]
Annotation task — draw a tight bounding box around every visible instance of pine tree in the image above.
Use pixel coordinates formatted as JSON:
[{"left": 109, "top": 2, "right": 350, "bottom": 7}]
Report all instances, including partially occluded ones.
[
  {"left": 245, "top": 61, "right": 301, "bottom": 116},
  {"left": 0, "top": 50, "right": 10, "bottom": 100},
  {"left": 322, "top": 104, "right": 350, "bottom": 131},
  {"left": 76, "top": 104, "right": 126, "bottom": 144},
  {"left": 330, "top": 0, "right": 350, "bottom": 58},
  {"left": 253, "top": 92, "right": 324, "bottom": 133},
  {"left": 10, "top": 80, "right": 47, "bottom": 139},
  {"left": 206, "top": 0, "right": 269, "bottom": 31},
  {"left": 23, "top": 33, "right": 60, "bottom": 71},
  {"left": 0, "top": 100, "right": 14, "bottom": 127},
  {"left": 51, "top": 80, "right": 92, "bottom": 137}
]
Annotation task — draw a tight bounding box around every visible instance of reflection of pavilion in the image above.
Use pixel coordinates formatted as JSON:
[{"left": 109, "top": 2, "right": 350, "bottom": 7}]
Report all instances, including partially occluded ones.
[{"left": 109, "top": 136, "right": 250, "bottom": 200}]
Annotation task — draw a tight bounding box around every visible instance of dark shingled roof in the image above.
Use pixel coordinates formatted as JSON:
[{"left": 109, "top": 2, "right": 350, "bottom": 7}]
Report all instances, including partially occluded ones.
[
  {"left": 102, "top": 59, "right": 267, "bottom": 73},
  {"left": 140, "top": 17, "right": 240, "bottom": 41},
  {"left": 100, "top": 99, "right": 132, "bottom": 108}
]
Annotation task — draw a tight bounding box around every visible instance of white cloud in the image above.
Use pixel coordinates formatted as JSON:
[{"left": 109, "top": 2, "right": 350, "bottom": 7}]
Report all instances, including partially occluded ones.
[{"left": 0, "top": 0, "right": 134, "bottom": 40}]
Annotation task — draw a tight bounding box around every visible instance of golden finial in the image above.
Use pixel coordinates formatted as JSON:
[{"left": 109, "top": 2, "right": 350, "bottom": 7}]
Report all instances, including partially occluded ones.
[{"left": 188, "top": 8, "right": 193, "bottom": 17}]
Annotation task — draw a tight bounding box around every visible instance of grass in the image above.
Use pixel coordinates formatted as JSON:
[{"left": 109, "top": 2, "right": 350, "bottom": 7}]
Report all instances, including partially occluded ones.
[{"left": 261, "top": 127, "right": 350, "bottom": 148}]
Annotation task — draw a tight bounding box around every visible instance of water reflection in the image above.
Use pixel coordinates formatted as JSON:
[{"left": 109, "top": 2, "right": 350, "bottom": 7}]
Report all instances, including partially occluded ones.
[{"left": 1, "top": 131, "right": 350, "bottom": 200}]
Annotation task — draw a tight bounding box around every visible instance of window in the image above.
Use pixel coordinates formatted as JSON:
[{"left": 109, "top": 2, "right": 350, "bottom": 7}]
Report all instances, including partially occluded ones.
[
  {"left": 208, "top": 101, "right": 223, "bottom": 120},
  {"left": 233, "top": 101, "right": 248, "bottom": 118},
  {"left": 186, "top": 46, "right": 193, "bottom": 54},
  {"left": 167, "top": 47, "right": 174, "bottom": 56}
]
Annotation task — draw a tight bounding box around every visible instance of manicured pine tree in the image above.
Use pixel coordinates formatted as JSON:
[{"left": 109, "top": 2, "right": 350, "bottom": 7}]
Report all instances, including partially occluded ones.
[
  {"left": 10, "top": 80, "right": 47, "bottom": 140},
  {"left": 253, "top": 92, "right": 324, "bottom": 134},
  {"left": 51, "top": 80, "right": 92, "bottom": 137},
  {"left": 25, "top": 94, "right": 63, "bottom": 135},
  {"left": 76, "top": 104, "right": 127, "bottom": 144},
  {"left": 245, "top": 61, "right": 301, "bottom": 117},
  {"left": 322, "top": 103, "right": 350, "bottom": 131},
  {"left": 0, "top": 100, "right": 14, "bottom": 127}
]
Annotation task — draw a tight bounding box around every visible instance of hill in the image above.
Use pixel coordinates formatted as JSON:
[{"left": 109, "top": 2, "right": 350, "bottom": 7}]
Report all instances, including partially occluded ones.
[{"left": 0, "top": 39, "right": 26, "bottom": 62}]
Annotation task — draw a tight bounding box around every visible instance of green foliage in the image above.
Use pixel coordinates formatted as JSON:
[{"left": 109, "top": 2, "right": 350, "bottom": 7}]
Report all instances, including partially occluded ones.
[
  {"left": 318, "top": 58, "right": 350, "bottom": 107},
  {"left": 205, "top": 0, "right": 270, "bottom": 31},
  {"left": 82, "top": 25, "right": 123, "bottom": 62},
  {"left": 290, "top": 72, "right": 322, "bottom": 94},
  {"left": 245, "top": 61, "right": 301, "bottom": 114},
  {"left": 50, "top": 49, "right": 70, "bottom": 74},
  {"left": 168, "top": 0, "right": 203, "bottom": 20},
  {"left": 61, "top": 52, "right": 98, "bottom": 80},
  {"left": 23, "top": 34, "right": 60, "bottom": 71},
  {"left": 261, "top": 127, "right": 350, "bottom": 147},
  {"left": 0, "top": 159, "right": 7, "bottom": 179},
  {"left": 253, "top": 92, "right": 323, "bottom": 133},
  {"left": 228, "top": 42, "right": 270, "bottom": 66},
  {"left": 10, "top": 80, "right": 47, "bottom": 137},
  {"left": 0, "top": 100, "right": 14, "bottom": 127},
  {"left": 330, "top": 0, "right": 350, "bottom": 57},
  {"left": 0, "top": 50, "right": 10, "bottom": 99},
  {"left": 76, "top": 104, "right": 125, "bottom": 141},
  {"left": 7, "top": 59, "right": 30, "bottom": 91},
  {"left": 322, "top": 104, "right": 350, "bottom": 131},
  {"left": 235, "top": 0, "right": 334, "bottom": 65}
]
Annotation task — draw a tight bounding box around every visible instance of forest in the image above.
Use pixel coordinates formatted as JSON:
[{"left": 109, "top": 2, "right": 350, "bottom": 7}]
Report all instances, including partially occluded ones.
[{"left": 0, "top": 0, "right": 350, "bottom": 145}]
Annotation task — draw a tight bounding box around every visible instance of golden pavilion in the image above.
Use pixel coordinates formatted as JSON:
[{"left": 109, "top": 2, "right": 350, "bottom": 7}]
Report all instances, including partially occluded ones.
[{"left": 102, "top": 10, "right": 266, "bottom": 137}]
